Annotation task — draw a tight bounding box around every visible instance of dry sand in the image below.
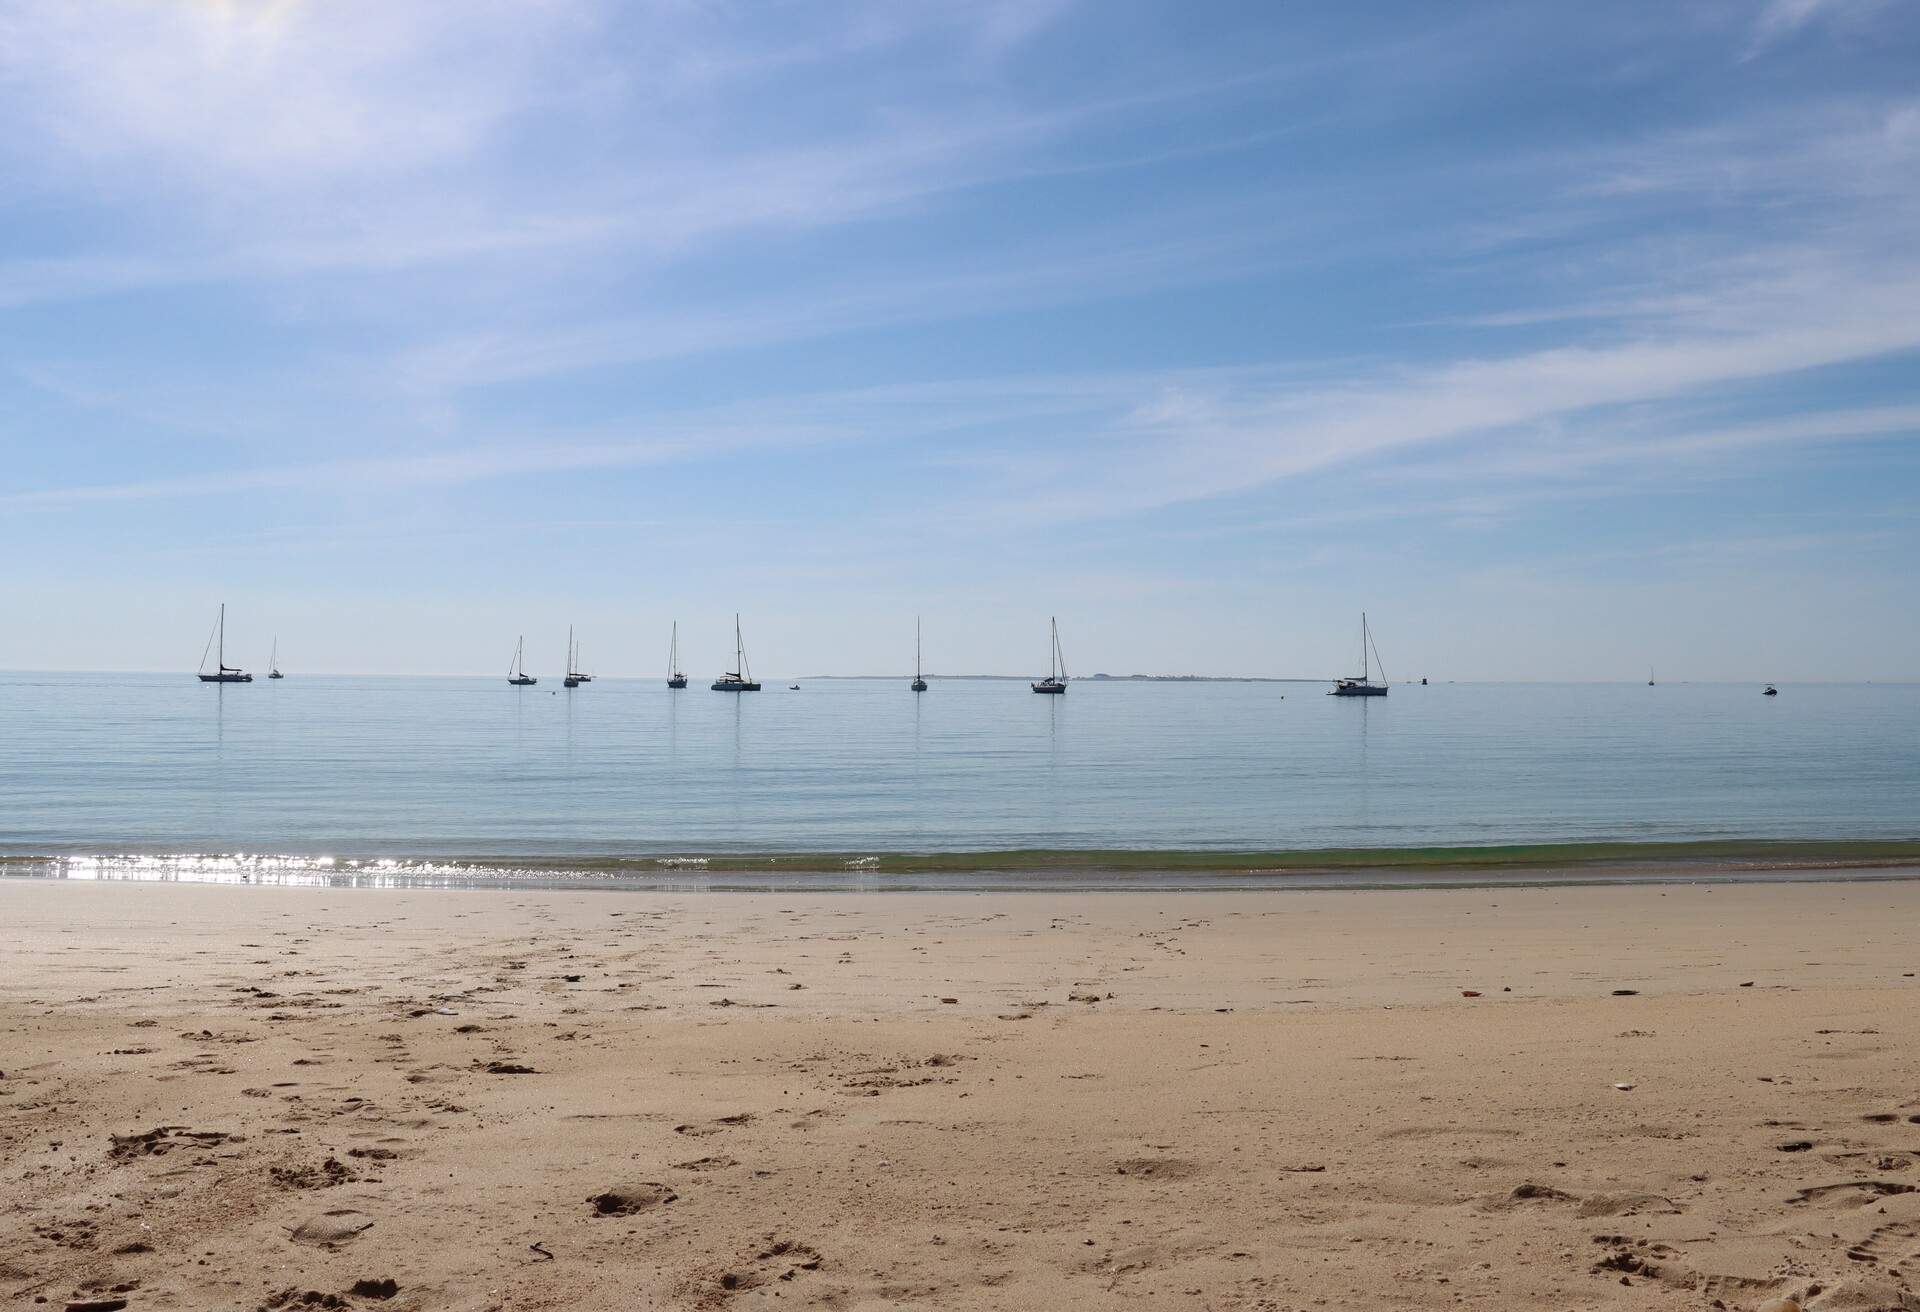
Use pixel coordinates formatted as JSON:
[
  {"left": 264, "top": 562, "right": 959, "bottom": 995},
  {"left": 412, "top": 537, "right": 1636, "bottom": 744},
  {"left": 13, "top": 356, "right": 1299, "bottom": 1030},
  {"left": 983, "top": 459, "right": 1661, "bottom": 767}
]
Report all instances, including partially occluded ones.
[{"left": 3, "top": 878, "right": 1919, "bottom": 1311}]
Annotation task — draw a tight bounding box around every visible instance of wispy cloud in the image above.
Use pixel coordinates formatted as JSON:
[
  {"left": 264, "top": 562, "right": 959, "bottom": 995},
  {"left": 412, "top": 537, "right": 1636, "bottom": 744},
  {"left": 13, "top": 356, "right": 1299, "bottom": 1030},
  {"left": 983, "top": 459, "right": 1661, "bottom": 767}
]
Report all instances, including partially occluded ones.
[{"left": 4, "top": 2, "right": 1920, "bottom": 677}]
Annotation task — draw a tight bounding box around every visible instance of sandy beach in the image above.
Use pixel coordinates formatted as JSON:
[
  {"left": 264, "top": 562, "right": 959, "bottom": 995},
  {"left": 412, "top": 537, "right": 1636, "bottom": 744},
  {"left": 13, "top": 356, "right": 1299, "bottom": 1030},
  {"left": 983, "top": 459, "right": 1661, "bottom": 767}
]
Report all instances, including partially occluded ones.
[{"left": 4, "top": 878, "right": 1919, "bottom": 1311}]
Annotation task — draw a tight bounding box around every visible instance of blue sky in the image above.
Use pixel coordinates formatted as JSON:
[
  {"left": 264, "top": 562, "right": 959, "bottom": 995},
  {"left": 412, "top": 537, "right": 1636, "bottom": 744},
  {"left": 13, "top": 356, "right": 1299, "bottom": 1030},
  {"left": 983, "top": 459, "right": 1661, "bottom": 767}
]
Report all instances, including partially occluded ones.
[{"left": 2, "top": 0, "right": 1916, "bottom": 680}]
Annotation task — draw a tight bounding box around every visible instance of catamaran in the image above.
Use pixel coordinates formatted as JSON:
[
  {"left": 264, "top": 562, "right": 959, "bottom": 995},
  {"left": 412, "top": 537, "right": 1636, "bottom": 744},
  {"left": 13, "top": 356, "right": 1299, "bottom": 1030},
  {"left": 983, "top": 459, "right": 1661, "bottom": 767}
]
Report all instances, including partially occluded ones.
[
  {"left": 196, "top": 603, "right": 253, "bottom": 683},
  {"left": 563, "top": 626, "right": 592, "bottom": 688},
  {"left": 507, "top": 636, "right": 537, "bottom": 686},
  {"left": 268, "top": 637, "right": 284, "bottom": 680},
  {"left": 1330, "top": 612, "right": 1388, "bottom": 696},
  {"left": 911, "top": 616, "right": 928, "bottom": 692},
  {"left": 711, "top": 614, "right": 761, "bottom": 691},
  {"left": 1031, "top": 617, "right": 1067, "bottom": 694},
  {"left": 667, "top": 622, "right": 688, "bottom": 689}
]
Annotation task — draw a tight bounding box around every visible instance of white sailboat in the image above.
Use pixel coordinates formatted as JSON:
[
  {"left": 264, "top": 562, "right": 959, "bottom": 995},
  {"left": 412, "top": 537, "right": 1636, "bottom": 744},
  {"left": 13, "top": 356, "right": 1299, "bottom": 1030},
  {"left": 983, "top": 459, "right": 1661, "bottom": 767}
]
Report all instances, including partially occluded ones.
[
  {"left": 507, "top": 635, "right": 537, "bottom": 686},
  {"left": 563, "top": 625, "right": 592, "bottom": 688},
  {"left": 667, "top": 622, "right": 687, "bottom": 688},
  {"left": 268, "top": 637, "right": 284, "bottom": 679},
  {"left": 711, "top": 615, "right": 761, "bottom": 691},
  {"left": 196, "top": 603, "right": 252, "bottom": 683},
  {"left": 1031, "top": 617, "right": 1067, "bottom": 694},
  {"left": 1330, "top": 612, "right": 1388, "bottom": 696}
]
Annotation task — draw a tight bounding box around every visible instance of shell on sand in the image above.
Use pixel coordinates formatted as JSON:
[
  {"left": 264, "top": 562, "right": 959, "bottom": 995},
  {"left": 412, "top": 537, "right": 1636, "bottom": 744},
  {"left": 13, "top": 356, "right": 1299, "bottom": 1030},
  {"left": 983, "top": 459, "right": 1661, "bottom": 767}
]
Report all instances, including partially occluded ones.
[{"left": 289, "top": 1209, "right": 374, "bottom": 1244}]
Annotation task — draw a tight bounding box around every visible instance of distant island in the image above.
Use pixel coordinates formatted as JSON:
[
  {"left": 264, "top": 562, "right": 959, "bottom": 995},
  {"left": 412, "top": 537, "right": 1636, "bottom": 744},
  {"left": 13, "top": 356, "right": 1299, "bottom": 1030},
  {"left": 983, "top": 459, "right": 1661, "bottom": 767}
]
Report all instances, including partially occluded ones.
[{"left": 806, "top": 673, "right": 1328, "bottom": 683}]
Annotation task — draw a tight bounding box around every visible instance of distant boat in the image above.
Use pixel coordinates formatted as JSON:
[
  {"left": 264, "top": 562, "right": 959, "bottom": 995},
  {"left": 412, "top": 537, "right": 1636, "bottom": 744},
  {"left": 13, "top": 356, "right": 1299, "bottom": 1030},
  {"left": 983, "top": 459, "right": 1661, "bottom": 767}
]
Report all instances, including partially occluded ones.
[
  {"left": 666, "top": 622, "right": 687, "bottom": 689},
  {"left": 196, "top": 603, "right": 253, "bottom": 683},
  {"left": 563, "top": 625, "right": 592, "bottom": 689},
  {"left": 711, "top": 615, "right": 762, "bottom": 691},
  {"left": 268, "top": 637, "right": 284, "bottom": 680},
  {"left": 1763, "top": 683, "right": 1779, "bottom": 696},
  {"left": 507, "top": 635, "right": 537, "bottom": 686},
  {"left": 1648, "top": 666, "right": 1655, "bottom": 687},
  {"left": 911, "top": 616, "right": 928, "bottom": 692},
  {"left": 789, "top": 683, "right": 801, "bottom": 691},
  {"left": 1330, "top": 612, "right": 1388, "bottom": 696},
  {"left": 1031, "top": 617, "right": 1067, "bottom": 694}
]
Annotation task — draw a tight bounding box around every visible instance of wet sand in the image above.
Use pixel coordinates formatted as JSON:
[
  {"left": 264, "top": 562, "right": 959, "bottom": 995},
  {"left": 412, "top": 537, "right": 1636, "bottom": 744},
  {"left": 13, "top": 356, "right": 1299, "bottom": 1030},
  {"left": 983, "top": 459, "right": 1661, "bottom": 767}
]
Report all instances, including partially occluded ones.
[{"left": 3, "top": 878, "right": 1919, "bottom": 1310}]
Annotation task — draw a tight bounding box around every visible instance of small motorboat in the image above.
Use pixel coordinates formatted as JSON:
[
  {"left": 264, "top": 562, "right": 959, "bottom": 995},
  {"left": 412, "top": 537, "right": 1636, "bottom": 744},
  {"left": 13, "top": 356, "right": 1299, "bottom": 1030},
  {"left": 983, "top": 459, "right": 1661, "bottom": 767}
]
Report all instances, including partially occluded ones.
[
  {"left": 789, "top": 683, "right": 800, "bottom": 691},
  {"left": 1763, "top": 684, "right": 1779, "bottom": 696}
]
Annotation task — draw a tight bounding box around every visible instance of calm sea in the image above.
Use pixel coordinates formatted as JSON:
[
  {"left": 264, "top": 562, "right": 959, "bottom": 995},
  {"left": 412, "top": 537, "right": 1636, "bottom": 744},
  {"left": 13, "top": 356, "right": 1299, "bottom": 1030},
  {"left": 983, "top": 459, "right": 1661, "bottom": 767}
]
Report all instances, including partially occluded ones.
[{"left": 1, "top": 673, "right": 1916, "bottom": 877}]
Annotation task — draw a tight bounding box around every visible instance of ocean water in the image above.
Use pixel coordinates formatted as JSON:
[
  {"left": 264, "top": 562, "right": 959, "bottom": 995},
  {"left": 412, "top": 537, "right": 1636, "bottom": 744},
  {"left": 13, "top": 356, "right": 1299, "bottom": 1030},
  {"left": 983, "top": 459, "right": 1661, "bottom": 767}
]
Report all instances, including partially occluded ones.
[{"left": 0, "top": 672, "right": 1916, "bottom": 868}]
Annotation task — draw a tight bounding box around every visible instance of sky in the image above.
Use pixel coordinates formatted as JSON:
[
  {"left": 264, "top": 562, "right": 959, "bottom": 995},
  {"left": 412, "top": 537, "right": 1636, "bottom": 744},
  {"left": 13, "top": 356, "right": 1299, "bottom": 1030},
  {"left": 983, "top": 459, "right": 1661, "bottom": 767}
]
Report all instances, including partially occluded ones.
[{"left": 1, "top": 0, "right": 1917, "bottom": 681}]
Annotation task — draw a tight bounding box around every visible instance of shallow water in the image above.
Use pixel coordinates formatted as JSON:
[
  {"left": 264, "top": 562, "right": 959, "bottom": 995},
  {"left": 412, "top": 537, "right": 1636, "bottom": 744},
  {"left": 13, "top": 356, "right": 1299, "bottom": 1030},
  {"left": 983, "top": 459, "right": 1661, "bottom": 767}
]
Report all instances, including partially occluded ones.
[{"left": 0, "top": 672, "right": 1915, "bottom": 860}]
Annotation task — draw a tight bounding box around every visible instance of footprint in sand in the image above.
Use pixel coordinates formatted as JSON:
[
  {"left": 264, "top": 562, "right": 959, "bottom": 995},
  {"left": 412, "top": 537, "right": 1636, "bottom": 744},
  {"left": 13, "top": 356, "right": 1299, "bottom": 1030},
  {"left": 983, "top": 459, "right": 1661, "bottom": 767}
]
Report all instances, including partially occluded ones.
[
  {"left": 1113, "top": 1157, "right": 1202, "bottom": 1181},
  {"left": 588, "top": 1182, "right": 678, "bottom": 1215},
  {"left": 288, "top": 1209, "right": 373, "bottom": 1245},
  {"left": 705, "top": 1237, "right": 823, "bottom": 1298},
  {"left": 1789, "top": 1181, "right": 1920, "bottom": 1205},
  {"left": 1845, "top": 1219, "right": 1920, "bottom": 1267},
  {"left": 672, "top": 1155, "right": 739, "bottom": 1172},
  {"left": 107, "top": 1126, "right": 235, "bottom": 1161}
]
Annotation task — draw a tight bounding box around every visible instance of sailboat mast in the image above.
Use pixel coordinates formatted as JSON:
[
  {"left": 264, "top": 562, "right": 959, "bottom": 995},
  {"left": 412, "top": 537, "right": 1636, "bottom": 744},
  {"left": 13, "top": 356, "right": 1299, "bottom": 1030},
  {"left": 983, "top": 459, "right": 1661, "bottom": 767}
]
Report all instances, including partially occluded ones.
[
  {"left": 1361, "top": 612, "right": 1369, "bottom": 682},
  {"left": 218, "top": 603, "right": 225, "bottom": 669},
  {"left": 916, "top": 616, "right": 922, "bottom": 680}
]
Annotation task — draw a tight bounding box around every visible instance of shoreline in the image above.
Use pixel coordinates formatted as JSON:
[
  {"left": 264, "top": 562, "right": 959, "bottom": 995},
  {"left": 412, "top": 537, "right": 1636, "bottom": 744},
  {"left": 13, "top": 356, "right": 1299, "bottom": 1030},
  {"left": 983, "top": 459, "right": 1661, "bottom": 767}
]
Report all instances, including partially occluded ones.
[{"left": 5, "top": 837, "right": 1920, "bottom": 891}]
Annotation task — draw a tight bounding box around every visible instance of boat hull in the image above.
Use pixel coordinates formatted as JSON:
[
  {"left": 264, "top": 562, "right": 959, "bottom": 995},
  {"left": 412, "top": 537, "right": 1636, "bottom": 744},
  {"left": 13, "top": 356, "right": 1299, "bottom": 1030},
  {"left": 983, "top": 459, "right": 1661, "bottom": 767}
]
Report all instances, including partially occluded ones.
[
  {"left": 911, "top": 680, "right": 928, "bottom": 692},
  {"left": 1031, "top": 681, "right": 1066, "bottom": 694},
  {"left": 508, "top": 676, "right": 537, "bottom": 686},
  {"left": 563, "top": 677, "right": 581, "bottom": 688},
  {"left": 198, "top": 672, "right": 252, "bottom": 683},
  {"left": 268, "top": 672, "right": 284, "bottom": 680},
  {"left": 1330, "top": 682, "right": 1387, "bottom": 697},
  {"left": 667, "top": 677, "right": 688, "bottom": 689},
  {"left": 711, "top": 680, "right": 761, "bottom": 692}
]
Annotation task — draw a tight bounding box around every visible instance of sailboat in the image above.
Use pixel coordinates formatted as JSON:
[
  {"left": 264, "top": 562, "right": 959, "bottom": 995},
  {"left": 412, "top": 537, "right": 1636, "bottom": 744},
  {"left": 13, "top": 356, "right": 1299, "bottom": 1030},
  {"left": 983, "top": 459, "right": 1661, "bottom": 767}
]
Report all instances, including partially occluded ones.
[
  {"left": 1648, "top": 666, "right": 1655, "bottom": 687},
  {"left": 196, "top": 603, "right": 253, "bottom": 683},
  {"left": 507, "top": 636, "right": 537, "bottom": 686},
  {"left": 911, "top": 616, "right": 928, "bottom": 692},
  {"left": 1031, "top": 617, "right": 1067, "bottom": 694},
  {"left": 666, "top": 622, "right": 688, "bottom": 689},
  {"left": 563, "top": 626, "right": 593, "bottom": 688},
  {"left": 711, "top": 614, "right": 761, "bottom": 691},
  {"left": 1330, "top": 612, "right": 1388, "bottom": 696},
  {"left": 268, "top": 637, "right": 284, "bottom": 680}
]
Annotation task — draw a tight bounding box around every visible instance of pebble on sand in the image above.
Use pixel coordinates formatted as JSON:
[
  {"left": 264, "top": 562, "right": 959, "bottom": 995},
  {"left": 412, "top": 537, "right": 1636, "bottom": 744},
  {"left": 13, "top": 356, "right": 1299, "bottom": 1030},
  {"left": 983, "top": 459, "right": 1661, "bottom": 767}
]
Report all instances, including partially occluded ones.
[{"left": 1612, "top": 1082, "right": 1636, "bottom": 1091}]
